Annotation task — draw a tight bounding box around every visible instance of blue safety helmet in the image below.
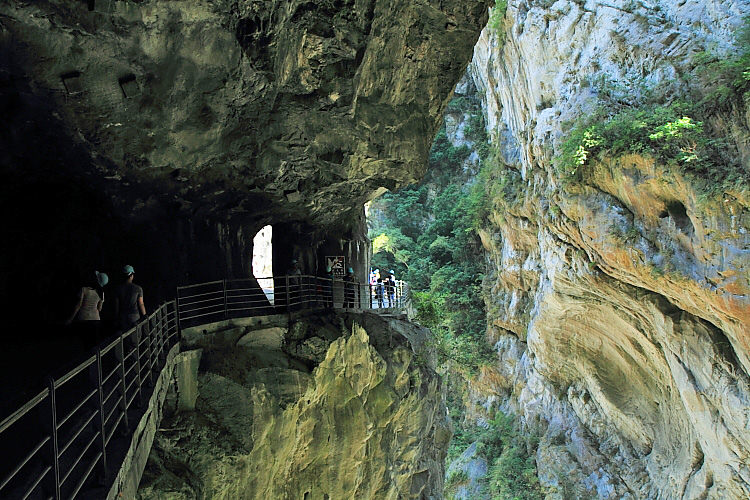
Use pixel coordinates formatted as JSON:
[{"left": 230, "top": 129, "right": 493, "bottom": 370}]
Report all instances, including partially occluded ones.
[{"left": 95, "top": 271, "right": 108, "bottom": 287}]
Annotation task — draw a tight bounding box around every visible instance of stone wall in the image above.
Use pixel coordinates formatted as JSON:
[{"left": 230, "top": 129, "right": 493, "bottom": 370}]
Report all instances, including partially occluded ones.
[{"left": 138, "top": 312, "right": 450, "bottom": 499}]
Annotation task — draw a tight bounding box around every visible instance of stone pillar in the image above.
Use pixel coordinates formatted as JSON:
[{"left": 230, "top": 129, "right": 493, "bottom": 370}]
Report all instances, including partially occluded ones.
[{"left": 176, "top": 349, "right": 202, "bottom": 411}]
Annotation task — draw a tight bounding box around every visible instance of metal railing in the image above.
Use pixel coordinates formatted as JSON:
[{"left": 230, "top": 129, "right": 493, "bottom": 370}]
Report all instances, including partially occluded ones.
[
  {"left": 0, "top": 301, "right": 179, "bottom": 500},
  {"left": 177, "top": 275, "right": 411, "bottom": 326},
  {"left": 0, "top": 275, "right": 411, "bottom": 500}
]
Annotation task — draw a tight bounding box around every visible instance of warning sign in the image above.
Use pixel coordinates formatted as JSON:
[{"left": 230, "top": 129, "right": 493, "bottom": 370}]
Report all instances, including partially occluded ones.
[{"left": 326, "top": 256, "right": 346, "bottom": 277}]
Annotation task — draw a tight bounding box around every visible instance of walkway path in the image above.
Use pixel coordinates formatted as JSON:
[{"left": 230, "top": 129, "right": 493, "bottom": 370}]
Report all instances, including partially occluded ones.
[{"left": 0, "top": 275, "right": 411, "bottom": 500}]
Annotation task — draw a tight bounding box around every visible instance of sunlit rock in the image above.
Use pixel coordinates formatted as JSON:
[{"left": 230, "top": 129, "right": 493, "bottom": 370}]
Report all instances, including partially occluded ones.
[
  {"left": 467, "top": 0, "right": 750, "bottom": 498},
  {"left": 138, "top": 313, "right": 450, "bottom": 499}
]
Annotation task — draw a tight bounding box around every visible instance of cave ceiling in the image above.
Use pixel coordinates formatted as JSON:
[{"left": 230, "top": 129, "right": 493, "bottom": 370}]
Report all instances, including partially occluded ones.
[{"left": 0, "top": 0, "right": 488, "bottom": 229}]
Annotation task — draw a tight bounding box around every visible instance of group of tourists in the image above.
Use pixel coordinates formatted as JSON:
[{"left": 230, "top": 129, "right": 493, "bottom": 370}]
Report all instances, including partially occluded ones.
[
  {"left": 66, "top": 265, "right": 146, "bottom": 347},
  {"left": 284, "top": 260, "right": 398, "bottom": 310},
  {"left": 369, "top": 268, "right": 397, "bottom": 308}
]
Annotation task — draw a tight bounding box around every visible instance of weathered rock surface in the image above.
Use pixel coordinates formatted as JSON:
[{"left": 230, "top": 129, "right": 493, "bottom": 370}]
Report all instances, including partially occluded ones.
[
  {"left": 0, "top": 0, "right": 487, "bottom": 226},
  {"left": 138, "top": 312, "right": 451, "bottom": 499},
  {"left": 466, "top": 1, "right": 750, "bottom": 499},
  {"left": 0, "top": 0, "right": 489, "bottom": 328},
  {"left": 444, "top": 442, "right": 490, "bottom": 500}
]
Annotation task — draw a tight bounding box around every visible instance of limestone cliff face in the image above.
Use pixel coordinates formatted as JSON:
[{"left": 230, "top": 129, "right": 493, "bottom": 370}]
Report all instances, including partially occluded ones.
[
  {"left": 138, "top": 312, "right": 451, "bottom": 499},
  {"left": 467, "top": 1, "right": 750, "bottom": 499}
]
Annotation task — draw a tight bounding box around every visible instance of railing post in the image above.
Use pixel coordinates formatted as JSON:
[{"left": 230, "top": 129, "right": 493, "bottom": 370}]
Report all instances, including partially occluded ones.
[
  {"left": 134, "top": 324, "right": 144, "bottom": 407},
  {"left": 90, "top": 348, "right": 107, "bottom": 480},
  {"left": 223, "top": 279, "right": 228, "bottom": 320},
  {"left": 174, "top": 299, "right": 181, "bottom": 343},
  {"left": 145, "top": 318, "right": 154, "bottom": 388},
  {"left": 157, "top": 306, "right": 165, "bottom": 363},
  {"left": 115, "top": 334, "right": 129, "bottom": 433},
  {"left": 44, "top": 376, "right": 60, "bottom": 500},
  {"left": 175, "top": 293, "right": 182, "bottom": 333},
  {"left": 285, "top": 275, "right": 290, "bottom": 314}
]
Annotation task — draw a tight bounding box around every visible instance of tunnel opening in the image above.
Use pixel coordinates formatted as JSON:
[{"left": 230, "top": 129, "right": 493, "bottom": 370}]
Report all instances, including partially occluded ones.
[{"left": 253, "top": 225, "right": 274, "bottom": 305}]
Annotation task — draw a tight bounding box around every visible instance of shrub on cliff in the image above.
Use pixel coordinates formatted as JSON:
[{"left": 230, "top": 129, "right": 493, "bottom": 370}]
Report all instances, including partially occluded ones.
[{"left": 558, "top": 17, "right": 750, "bottom": 192}]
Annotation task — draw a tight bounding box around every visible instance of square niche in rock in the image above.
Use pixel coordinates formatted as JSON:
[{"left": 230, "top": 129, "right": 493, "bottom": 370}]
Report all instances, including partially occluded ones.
[
  {"left": 61, "top": 71, "right": 83, "bottom": 94},
  {"left": 118, "top": 74, "right": 140, "bottom": 98}
]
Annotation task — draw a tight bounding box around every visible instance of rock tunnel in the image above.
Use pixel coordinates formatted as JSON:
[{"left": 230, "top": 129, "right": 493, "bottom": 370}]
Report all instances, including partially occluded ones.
[{"left": 0, "top": 0, "right": 488, "bottom": 334}]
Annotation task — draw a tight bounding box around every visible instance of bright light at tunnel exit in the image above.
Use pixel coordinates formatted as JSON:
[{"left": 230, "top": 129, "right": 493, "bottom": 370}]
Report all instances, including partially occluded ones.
[{"left": 252, "top": 225, "right": 274, "bottom": 304}]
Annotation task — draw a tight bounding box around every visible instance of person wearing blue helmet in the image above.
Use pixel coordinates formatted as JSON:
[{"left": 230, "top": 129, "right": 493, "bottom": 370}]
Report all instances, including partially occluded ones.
[
  {"left": 344, "top": 267, "right": 357, "bottom": 308},
  {"left": 115, "top": 264, "right": 146, "bottom": 332}
]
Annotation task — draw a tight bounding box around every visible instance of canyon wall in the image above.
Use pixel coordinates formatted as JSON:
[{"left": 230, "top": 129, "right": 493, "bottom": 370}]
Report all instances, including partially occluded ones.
[
  {"left": 467, "top": 1, "right": 750, "bottom": 498},
  {"left": 138, "top": 312, "right": 450, "bottom": 499}
]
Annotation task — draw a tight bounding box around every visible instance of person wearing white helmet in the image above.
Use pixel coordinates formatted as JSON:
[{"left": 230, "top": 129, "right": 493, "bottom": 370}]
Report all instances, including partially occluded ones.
[
  {"left": 386, "top": 270, "right": 396, "bottom": 307},
  {"left": 115, "top": 264, "right": 146, "bottom": 332},
  {"left": 67, "top": 270, "right": 108, "bottom": 347}
]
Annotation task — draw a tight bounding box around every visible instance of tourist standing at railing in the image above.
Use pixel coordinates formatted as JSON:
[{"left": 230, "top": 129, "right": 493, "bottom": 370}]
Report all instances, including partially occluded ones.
[
  {"left": 344, "top": 267, "right": 357, "bottom": 308},
  {"left": 383, "top": 270, "right": 396, "bottom": 307},
  {"left": 115, "top": 265, "right": 146, "bottom": 332},
  {"left": 287, "top": 259, "right": 302, "bottom": 309},
  {"left": 66, "top": 270, "right": 108, "bottom": 347},
  {"left": 375, "top": 275, "right": 384, "bottom": 308},
  {"left": 322, "top": 266, "right": 334, "bottom": 309}
]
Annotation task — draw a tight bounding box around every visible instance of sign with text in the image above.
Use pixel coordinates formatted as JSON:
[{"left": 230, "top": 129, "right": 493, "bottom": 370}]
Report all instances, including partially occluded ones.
[{"left": 326, "top": 256, "right": 346, "bottom": 277}]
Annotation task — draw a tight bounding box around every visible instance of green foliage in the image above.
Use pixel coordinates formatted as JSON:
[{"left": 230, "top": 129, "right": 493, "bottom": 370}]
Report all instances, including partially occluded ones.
[
  {"left": 456, "top": 413, "right": 545, "bottom": 500},
  {"left": 485, "top": 414, "right": 543, "bottom": 500},
  {"left": 445, "top": 469, "right": 469, "bottom": 487},
  {"left": 488, "top": 1, "right": 508, "bottom": 32},
  {"left": 368, "top": 94, "right": 540, "bottom": 500},
  {"left": 693, "top": 17, "right": 750, "bottom": 111},
  {"left": 370, "top": 94, "right": 491, "bottom": 375},
  {"left": 558, "top": 17, "right": 750, "bottom": 193},
  {"left": 557, "top": 101, "right": 745, "bottom": 190}
]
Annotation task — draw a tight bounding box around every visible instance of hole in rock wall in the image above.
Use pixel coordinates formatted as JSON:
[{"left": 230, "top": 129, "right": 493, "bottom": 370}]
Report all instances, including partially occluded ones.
[
  {"left": 253, "top": 225, "right": 274, "bottom": 305},
  {"left": 118, "top": 74, "right": 140, "bottom": 98},
  {"left": 663, "top": 200, "right": 694, "bottom": 236},
  {"left": 61, "top": 71, "right": 83, "bottom": 94},
  {"left": 320, "top": 150, "right": 345, "bottom": 164}
]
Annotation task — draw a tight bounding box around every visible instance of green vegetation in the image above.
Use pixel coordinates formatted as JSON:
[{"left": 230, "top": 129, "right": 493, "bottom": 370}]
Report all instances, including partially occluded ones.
[
  {"left": 446, "top": 413, "right": 544, "bottom": 500},
  {"left": 488, "top": 1, "right": 508, "bottom": 32},
  {"left": 369, "top": 94, "right": 544, "bottom": 500},
  {"left": 558, "top": 17, "right": 750, "bottom": 192},
  {"left": 369, "top": 95, "right": 493, "bottom": 375}
]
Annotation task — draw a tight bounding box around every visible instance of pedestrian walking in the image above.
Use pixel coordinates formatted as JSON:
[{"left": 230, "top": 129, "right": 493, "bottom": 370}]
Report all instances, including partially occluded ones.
[
  {"left": 66, "top": 270, "right": 108, "bottom": 348},
  {"left": 115, "top": 265, "right": 146, "bottom": 332}
]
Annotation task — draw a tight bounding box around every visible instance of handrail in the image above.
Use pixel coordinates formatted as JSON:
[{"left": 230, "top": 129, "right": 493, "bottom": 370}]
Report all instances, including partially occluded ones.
[
  {"left": 0, "top": 301, "right": 179, "bottom": 500},
  {"left": 0, "top": 274, "right": 411, "bottom": 500},
  {"left": 176, "top": 274, "right": 411, "bottom": 327}
]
